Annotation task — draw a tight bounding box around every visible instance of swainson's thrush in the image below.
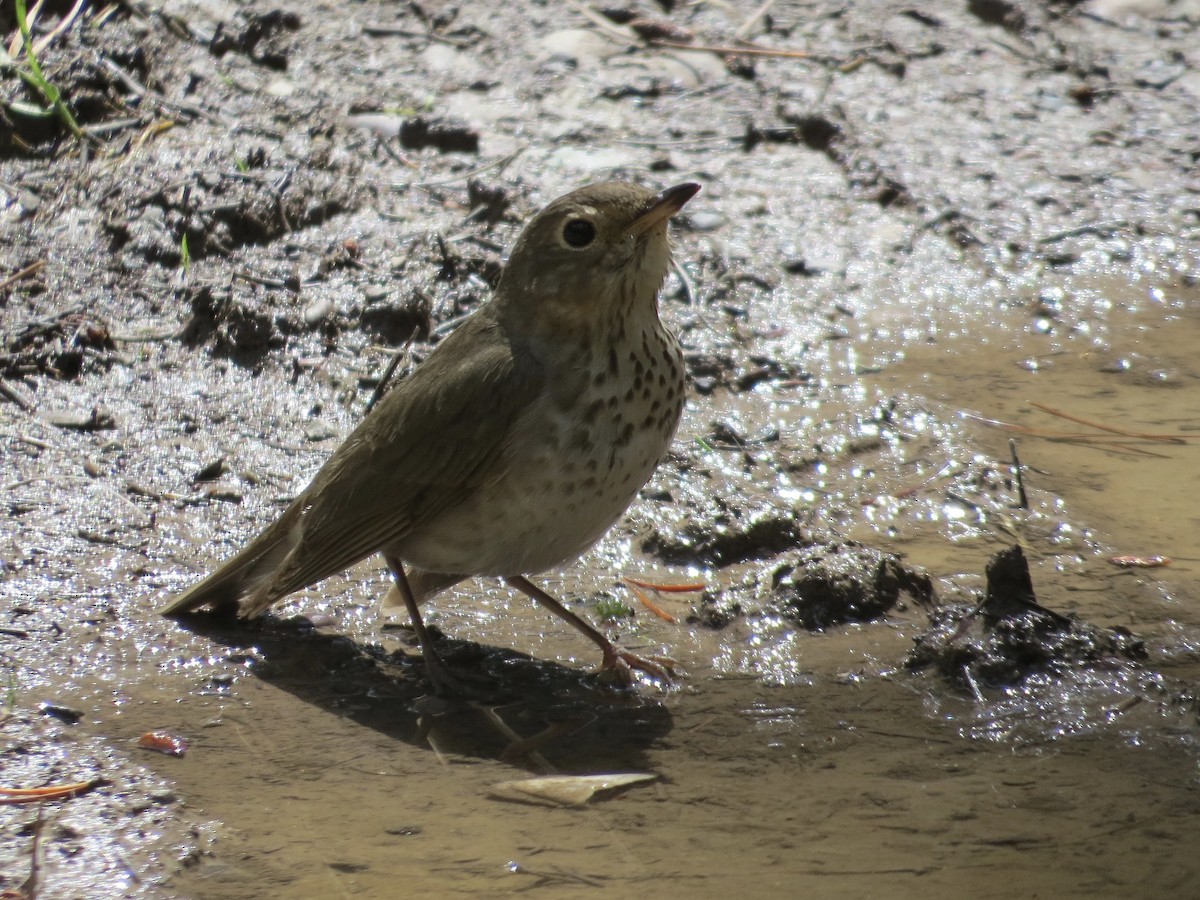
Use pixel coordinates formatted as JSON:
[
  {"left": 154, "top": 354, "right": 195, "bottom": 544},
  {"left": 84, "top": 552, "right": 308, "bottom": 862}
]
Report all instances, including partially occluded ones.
[{"left": 162, "top": 181, "right": 700, "bottom": 689}]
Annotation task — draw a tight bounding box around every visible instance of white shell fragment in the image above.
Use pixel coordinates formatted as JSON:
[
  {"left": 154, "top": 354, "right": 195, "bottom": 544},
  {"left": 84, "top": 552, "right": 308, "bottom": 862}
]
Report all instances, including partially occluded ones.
[{"left": 487, "top": 773, "right": 657, "bottom": 807}]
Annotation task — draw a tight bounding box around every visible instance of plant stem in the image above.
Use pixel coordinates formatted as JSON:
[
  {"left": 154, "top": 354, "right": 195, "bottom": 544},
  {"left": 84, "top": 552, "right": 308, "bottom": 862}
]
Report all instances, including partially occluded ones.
[{"left": 15, "top": 0, "right": 86, "bottom": 140}]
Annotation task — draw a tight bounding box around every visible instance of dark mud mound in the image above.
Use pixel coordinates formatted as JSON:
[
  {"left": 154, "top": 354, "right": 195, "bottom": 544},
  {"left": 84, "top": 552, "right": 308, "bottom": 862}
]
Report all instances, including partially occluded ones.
[
  {"left": 766, "top": 542, "right": 934, "bottom": 629},
  {"left": 908, "top": 545, "right": 1148, "bottom": 689},
  {"left": 693, "top": 540, "right": 933, "bottom": 630}
]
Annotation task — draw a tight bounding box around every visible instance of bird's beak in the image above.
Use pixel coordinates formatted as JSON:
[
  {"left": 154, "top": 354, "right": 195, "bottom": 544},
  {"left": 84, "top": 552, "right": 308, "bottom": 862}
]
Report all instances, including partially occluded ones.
[{"left": 628, "top": 183, "right": 701, "bottom": 238}]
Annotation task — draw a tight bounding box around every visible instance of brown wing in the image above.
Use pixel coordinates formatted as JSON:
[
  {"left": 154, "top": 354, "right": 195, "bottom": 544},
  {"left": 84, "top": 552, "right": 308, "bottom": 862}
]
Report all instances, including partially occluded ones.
[{"left": 164, "top": 310, "right": 543, "bottom": 617}]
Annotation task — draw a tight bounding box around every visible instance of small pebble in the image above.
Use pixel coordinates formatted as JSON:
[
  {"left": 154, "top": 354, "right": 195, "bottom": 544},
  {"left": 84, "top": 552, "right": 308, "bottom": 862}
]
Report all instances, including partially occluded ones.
[{"left": 686, "top": 211, "right": 725, "bottom": 232}]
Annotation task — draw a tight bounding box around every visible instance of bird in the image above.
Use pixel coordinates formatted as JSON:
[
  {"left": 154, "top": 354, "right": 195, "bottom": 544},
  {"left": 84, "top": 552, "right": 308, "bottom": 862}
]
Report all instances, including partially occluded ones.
[{"left": 161, "top": 180, "right": 700, "bottom": 692}]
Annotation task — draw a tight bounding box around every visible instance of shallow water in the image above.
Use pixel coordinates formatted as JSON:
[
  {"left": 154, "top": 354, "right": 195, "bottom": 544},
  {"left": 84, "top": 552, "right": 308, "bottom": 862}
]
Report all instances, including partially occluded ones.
[{"left": 132, "top": 270, "right": 1200, "bottom": 900}]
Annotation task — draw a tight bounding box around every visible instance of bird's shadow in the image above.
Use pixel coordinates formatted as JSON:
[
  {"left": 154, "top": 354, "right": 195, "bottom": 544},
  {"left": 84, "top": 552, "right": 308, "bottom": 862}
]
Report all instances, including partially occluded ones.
[{"left": 175, "top": 612, "right": 674, "bottom": 773}]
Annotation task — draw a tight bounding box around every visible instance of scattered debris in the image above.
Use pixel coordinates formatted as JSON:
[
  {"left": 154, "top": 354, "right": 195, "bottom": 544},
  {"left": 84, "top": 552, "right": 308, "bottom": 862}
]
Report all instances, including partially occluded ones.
[
  {"left": 137, "top": 732, "right": 189, "bottom": 757},
  {"left": 0, "top": 779, "right": 107, "bottom": 806},
  {"left": 487, "top": 773, "right": 656, "bottom": 807},
  {"left": 1109, "top": 555, "right": 1171, "bottom": 569},
  {"left": 40, "top": 406, "right": 116, "bottom": 431},
  {"left": 399, "top": 117, "right": 480, "bottom": 154},
  {"left": 37, "top": 702, "right": 83, "bottom": 724}
]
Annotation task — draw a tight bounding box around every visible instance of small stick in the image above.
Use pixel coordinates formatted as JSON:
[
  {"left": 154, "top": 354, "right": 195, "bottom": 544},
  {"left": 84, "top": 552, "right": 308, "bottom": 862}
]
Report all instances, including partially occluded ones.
[
  {"left": 1009, "top": 439, "right": 1028, "bottom": 510},
  {"left": 564, "top": 0, "right": 640, "bottom": 45},
  {"left": 0, "top": 430, "right": 54, "bottom": 450},
  {"left": 19, "top": 803, "right": 45, "bottom": 899},
  {"left": 0, "top": 259, "right": 46, "bottom": 293},
  {"left": 1029, "top": 400, "right": 1185, "bottom": 443},
  {"left": 403, "top": 149, "right": 525, "bottom": 190},
  {"left": 361, "top": 25, "right": 473, "bottom": 48},
  {"left": 82, "top": 115, "right": 153, "bottom": 136},
  {"left": 624, "top": 581, "right": 678, "bottom": 624},
  {"left": 364, "top": 343, "right": 412, "bottom": 414},
  {"left": 623, "top": 577, "right": 706, "bottom": 593},
  {"left": 1109, "top": 556, "right": 1170, "bottom": 568},
  {"left": 961, "top": 665, "right": 986, "bottom": 705},
  {"left": 233, "top": 270, "right": 293, "bottom": 290},
  {"left": 961, "top": 412, "right": 1178, "bottom": 442},
  {"left": 0, "top": 779, "right": 103, "bottom": 805},
  {"left": 1037, "top": 221, "right": 1130, "bottom": 245},
  {"left": 734, "top": 0, "right": 778, "bottom": 41},
  {"left": 31, "top": 0, "right": 88, "bottom": 56},
  {"left": 109, "top": 324, "right": 186, "bottom": 342},
  {"left": 650, "top": 38, "right": 813, "bottom": 60},
  {"left": 0, "top": 380, "right": 35, "bottom": 412},
  {"left": 967, "top": 415, "right": 1173, "bottom": 457},
  {"left": 1101, "top": 443, "right": 1173, "bottom": 459}
]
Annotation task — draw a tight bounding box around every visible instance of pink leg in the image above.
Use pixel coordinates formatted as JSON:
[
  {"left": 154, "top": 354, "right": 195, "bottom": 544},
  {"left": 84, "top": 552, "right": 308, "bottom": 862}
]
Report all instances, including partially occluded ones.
[{"left": 504, "top": 576, "right": 674, "bottom": 684}]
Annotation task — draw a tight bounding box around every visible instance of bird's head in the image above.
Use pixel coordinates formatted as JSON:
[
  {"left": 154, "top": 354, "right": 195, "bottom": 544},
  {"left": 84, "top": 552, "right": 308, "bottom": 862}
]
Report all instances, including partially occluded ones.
[{"left": 496, "top": 181, "right": 700, "bottom": 337}]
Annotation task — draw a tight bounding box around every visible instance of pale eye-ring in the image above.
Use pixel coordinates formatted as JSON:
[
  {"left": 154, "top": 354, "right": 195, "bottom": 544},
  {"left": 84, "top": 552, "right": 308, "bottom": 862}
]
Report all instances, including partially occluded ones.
[{"left": 562, "top": 218, "right": 596, "bottom": 248}]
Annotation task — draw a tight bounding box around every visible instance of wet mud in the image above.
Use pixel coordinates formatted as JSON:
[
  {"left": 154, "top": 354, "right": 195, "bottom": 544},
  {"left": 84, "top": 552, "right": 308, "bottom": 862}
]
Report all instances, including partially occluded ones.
[{"left": 3, "top": 1, "right": 1200, "bottom": 897}]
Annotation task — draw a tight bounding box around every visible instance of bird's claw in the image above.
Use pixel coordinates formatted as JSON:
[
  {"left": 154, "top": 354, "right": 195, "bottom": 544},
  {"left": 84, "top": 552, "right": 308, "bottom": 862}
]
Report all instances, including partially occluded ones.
[{"left": 598, "top": 646, "right": 677, "bottom": 686}]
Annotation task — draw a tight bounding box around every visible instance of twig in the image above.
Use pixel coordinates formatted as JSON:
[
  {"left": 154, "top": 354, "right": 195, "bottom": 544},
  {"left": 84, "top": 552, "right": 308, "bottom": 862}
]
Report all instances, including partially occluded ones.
[
  {"left": 1097, "top": 443, "right": 1173, "bottom": 459},
  {"left": 962, "top": 412, "right": 1182, "bottom": 444},
  {"left": 401, "top": 148, "right": 525, "bottom": 190},
  {"left": 968, "top": 424, "right": 1174, "bottom": 459},
  {"left": 1036, "top": 220, "right": 1131, "bottom": 245},
  {"left": 0, "top": 779, "right": 105, "bottom": 805},
  {"left": 361, "top": 24, "right": 474, "bottom": 49},
  {"left": 650, "top": 38, "right": 812, "bottom": 60},
  {"left": 623, "top": 577, "right": 706, "bottom": 593},
  {"left": 31, "top": 0, "right": 89, "bottom": 57},
  {"left": 20, "top": 803, "right": 45, "bottom": 899},
  {"left": 81, "top": 114, "right": 153, "bottom": 136},
  {"left": 566, "top": 1, "right": 821, "bottom": 63},
  {"left": 364, "top": 343, "right": 412, "bottom": 414},
  {"left": 0, "top": 429, "right": 55, "bottom": 451},
  {"left": 109, "top": 323, "right": 186, "bottom": 342},
  {"left": 233, "top": 270, "right": 293, "bottom": 291},
  {"left": 0, "top": 260, "right": 46, "bottom": 293},
  {"left": 563, "top": 0, "right": 639, "bottom": 46},
  {"left": 1009, "top": 439, "right": 1028, "bottom": 510},
  {"left": 893, "top": 465, "right": 959, "bottom": 500},
  {"left": 623, "top": 577, "right": 706, "bottom": 624},
  {"left": 624, "top": 581, "right": 678, "bottom": 623},
  {"left": 0, "top": 380, "right": 36, "bottom": 413},
  {"left": 1028, "top": 400, "right": 1185, "bottom": 443},
  {"left": 734, "top": 0, "right": 778, "bottom": 41},
  {"left": 961, "top": 665, "right": 986, "bottom": 704}
]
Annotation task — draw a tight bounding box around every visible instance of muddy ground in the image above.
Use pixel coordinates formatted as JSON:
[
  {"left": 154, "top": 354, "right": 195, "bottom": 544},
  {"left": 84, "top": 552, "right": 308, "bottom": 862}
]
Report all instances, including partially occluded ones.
[{"left": 2, "top": 0, "right": 1200, "bottom": 897}]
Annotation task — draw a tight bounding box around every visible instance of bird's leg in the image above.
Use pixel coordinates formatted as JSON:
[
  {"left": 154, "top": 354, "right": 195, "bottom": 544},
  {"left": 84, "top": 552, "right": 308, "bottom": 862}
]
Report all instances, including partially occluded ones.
[
  {"left": 385, "top": 555, "right": 470, "bottom": 697},
  {"left": 504, "top": 576, "right": 674, "bottom": 684}
]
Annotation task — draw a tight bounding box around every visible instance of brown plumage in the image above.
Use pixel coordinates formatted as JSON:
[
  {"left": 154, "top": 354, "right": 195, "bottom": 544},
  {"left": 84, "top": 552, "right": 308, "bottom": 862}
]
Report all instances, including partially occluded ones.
[{"left": 162, "top": 181, "right": 700, "bottom": 688}]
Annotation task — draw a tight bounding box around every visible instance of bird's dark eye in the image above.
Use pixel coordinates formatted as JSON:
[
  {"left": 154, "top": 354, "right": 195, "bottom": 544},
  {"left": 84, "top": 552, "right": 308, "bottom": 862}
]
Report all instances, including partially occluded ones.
[{"left": 562, "top": 218, "right": 596, "bottom": 248}]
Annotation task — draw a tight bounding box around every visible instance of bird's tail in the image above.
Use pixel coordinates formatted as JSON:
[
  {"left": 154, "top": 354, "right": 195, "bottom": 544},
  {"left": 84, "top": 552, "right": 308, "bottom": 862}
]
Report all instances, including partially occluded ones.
[{"left": 159, "top": 516, "right": 298, "bottom": 618}]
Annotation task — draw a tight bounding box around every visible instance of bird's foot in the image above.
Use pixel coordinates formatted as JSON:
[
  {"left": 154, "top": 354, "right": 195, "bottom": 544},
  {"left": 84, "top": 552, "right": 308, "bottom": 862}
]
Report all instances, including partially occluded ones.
[{"left": 597, "top": 645, "right": 676, "bottom": 686}]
